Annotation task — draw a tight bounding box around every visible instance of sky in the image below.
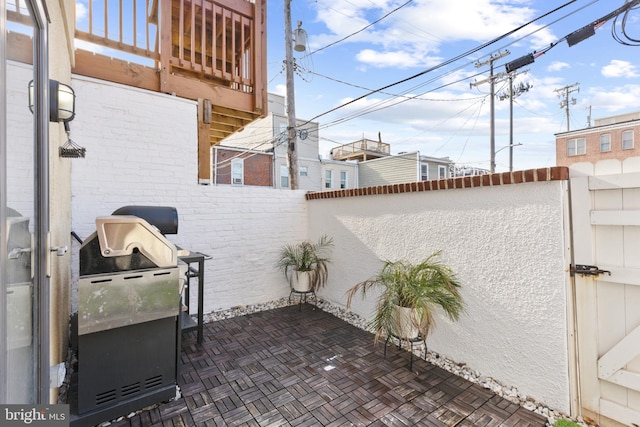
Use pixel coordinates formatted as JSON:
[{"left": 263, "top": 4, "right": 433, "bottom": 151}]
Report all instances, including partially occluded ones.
[{"left": 266, "top": 0, "right": 640, "bottom": 172}]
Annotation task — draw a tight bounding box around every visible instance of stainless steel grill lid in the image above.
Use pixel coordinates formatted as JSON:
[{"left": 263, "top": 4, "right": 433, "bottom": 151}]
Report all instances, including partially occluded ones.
[{"left": 79, "top": 215, "right": 177, "bottom": 275}]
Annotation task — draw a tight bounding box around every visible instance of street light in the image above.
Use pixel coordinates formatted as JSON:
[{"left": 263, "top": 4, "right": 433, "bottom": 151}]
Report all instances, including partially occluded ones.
[
  {"left": 495, "top": 143, "right": 523, "bottom": 154},
  {"left": 495, "top": 143, "right": 523, "bottom": 171}
]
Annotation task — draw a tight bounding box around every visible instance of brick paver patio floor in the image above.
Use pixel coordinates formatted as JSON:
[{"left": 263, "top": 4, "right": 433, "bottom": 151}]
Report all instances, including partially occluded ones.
[{"left": 114, "top": 304, "right": 547, "bottom": 426}]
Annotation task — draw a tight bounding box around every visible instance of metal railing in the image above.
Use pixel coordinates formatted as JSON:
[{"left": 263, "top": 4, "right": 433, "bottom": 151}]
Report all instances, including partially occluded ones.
[{"left": 332, "top": 139, "right": 391, "bottom": 158}]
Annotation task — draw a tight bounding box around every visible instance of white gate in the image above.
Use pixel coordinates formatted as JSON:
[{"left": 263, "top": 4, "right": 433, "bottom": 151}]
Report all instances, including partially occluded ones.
[{"left": 571, "top": 162, "right": 640, "bottom": 426}]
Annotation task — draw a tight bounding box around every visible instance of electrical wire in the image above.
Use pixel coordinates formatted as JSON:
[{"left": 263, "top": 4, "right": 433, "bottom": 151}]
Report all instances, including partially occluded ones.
[
  {"left": 306, "top": 0, "right": 636, "bottom": 136},
  {"left": 299, "top": 0, "right": 579, "bottom": 127},
  {"left": 306, "top": 0, "right": 414, "bottom": 57},
  {"left": 612, "top": 0, "right": 640, "bottom": 45}
]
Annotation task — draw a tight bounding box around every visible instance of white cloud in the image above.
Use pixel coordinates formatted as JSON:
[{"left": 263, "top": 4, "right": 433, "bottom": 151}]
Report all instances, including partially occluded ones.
[
  {"left": 355, "top": 49, "right": 435, "bottom": 69},
  {"left": 585, "top": 84, "right": 640, "bottom": 113},
  {"left": 547, "top": 61, "right": 570, "bottom": 72},
  {"left": 76, "top": 2, "right": 88, "bottom": 22},
  {"left": 310, "top": 1, "right": 559, "bottom": 70},
  {"left": 273, "top": 84, "right": 286, "bottom": 97},
  {"left": 601, "top": 60, "right": 639, "bottom": 78}
]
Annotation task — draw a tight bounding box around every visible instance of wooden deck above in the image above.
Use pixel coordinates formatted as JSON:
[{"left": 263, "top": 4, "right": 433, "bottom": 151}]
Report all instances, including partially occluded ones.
[
  {"left": 7, "top": 0, "right": 267, "bottom": 181},
  {"left": 73, "top": 0, "right": 267, "bottom": 145}
]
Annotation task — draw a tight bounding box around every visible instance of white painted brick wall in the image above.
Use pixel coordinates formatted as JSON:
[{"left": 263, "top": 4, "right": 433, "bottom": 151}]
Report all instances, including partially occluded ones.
[{"left": 70, "top": 76, "right": 308, "bottom": 312}]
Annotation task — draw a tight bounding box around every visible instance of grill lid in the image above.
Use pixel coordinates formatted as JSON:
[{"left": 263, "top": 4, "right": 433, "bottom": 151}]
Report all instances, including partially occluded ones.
[{"left": 95, "top": 216, "right": 177, "bottom": 268}]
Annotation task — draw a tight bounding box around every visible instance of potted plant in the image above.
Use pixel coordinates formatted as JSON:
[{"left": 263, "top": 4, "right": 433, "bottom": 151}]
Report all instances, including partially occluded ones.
[
  {"left": 276, "top": 235, "right": 333, "bottom": 293},
  {"left": 346, "top": 250, "right": 464, "bottom": 342}
]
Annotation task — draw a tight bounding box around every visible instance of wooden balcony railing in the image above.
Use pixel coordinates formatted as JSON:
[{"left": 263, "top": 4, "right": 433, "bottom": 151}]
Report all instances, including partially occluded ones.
[
  {"left": 73, "top": 0, "right": 264, "bottom": 106},
  {"left": 7, "top": 0, "right": 266, "bottom": 181},
  {"left": 74, "top": 0, "right": 161, "bottom": 63}
]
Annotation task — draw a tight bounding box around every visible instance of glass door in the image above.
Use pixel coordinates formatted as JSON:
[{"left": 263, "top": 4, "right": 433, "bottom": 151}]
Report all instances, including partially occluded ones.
[{"left": 1, "top": 0, "right": 49, "bottom": 404}]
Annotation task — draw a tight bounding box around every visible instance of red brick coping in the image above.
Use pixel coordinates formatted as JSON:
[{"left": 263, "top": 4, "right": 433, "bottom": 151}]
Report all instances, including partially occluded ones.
[{"left": 306, "top": 167, "right": 569, "bottom": 200}]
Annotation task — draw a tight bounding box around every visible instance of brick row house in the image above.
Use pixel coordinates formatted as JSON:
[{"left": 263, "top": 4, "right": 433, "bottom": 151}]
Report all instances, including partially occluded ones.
[{"left": 556, "top": 111, "right": 640, "bottom": 167}]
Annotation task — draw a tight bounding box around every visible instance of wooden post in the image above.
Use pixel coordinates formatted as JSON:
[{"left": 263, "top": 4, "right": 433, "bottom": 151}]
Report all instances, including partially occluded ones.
[{"left": 198, "top": 99, "right": 212, "bottom": 184}]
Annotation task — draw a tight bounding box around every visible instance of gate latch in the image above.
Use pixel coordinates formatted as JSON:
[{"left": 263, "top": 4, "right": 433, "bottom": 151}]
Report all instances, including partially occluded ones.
[{"left": 570, "top": 264, "right": 611, "bottom": 277}]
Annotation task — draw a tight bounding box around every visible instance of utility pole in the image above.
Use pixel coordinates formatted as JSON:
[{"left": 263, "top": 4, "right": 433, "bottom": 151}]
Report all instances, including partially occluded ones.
[
  {"left": 471, "top": 50, "right": 510, "bottom": 173},
  {"left": 284, "top": 0, "right": 298, "bottom": 189},
  {"left": 497, "top": 71, "right": 531, "bottom": 171},
  {"left": 555, "top": 82, "right": 579, "bottom": 132}
]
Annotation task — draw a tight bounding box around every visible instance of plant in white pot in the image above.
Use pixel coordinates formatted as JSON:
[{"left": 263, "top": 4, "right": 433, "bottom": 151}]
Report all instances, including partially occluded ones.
[
  {"left": 346, "top": 250, "right": 464, "bottom": 343},
  {"left": 276, "top": 235, "right": 333, "bottom": 293}
]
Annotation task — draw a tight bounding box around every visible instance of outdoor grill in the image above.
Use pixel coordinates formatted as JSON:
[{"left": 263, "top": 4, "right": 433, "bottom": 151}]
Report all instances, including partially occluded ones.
[{"left": 71, "top": 206, "right": 185, "bottom": 426}]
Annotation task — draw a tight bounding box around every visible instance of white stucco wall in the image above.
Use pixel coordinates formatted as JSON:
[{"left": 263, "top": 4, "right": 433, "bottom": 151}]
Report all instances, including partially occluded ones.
[
  {"left": 69, "top": 76, "right": 308, "bottom": 312},
  {"left": 308, "top": 180, "right": 572, "bottom": 413}
]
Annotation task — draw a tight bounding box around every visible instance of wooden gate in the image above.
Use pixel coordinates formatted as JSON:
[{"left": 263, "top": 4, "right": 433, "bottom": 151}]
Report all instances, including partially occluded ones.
[{"left": 571, "top": 163, "right": 640, "bottom": 426}]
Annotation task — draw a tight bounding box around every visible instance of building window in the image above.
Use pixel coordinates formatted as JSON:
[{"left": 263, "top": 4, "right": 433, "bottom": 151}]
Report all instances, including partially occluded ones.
[
  {"left": 622, "top": 130, "right": 634, "bottom": 150},
  {"left": 325, "top": 170, "right": 333, "bottom": 189},
  {"left": 280, "top": 165, "right": 289, "bottom": 188},
  {"left": 300, "top": 166, "right": 308, "bottom": 177},
  {"left": 567, "top": 138, "right": 586, "bottom": 156},
  {"left": 438, "top": 165, "right": 447, "bottom": 179},
  {"left": 231, "top": 159, "right": 244, "bottom": 185},
  {"left": 340, "top": 171, "right": 347, "bottom": 189},
  {"left": 420, "top": 163, "right": 429, "bottom": 181},
  {"left": 600, "top": 134, "right": 611, "bottom": 152}
]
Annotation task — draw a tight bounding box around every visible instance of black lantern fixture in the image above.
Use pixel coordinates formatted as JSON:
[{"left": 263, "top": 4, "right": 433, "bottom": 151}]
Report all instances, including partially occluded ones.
[
  {"left": 28, "top": 79, "right": 85, "bottom": 158},
  {"left": 28, "top": 79, "right": 76, "bottom": 122}
]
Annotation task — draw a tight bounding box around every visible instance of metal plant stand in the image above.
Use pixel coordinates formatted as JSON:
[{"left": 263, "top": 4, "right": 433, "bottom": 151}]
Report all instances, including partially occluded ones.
[
  {"left": 384, "top": 334, "right": 427, "bottom": 371},
  {"left": 288, "top": 289, "right": 317, "bottom": 311}
]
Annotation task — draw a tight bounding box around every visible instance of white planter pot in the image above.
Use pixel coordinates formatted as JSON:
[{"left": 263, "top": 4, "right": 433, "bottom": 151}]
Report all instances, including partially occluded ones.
[
  {"left": 292, "top": 270, "right": 313, "bottom": 292},
  {"left": 392, "top": 305, "right": 423, "bottom": 339}
]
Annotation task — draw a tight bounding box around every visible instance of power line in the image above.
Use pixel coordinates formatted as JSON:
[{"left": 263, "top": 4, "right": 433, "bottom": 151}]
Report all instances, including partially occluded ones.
[
  {"left": 300, "top": 0, "right": 579, "bottom": 126},
  {"left": 306, "top": 0, "right": 414, "bottom": 57}
]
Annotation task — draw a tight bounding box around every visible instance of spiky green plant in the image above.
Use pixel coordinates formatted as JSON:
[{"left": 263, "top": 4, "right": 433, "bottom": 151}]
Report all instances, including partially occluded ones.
[
  {"left": 276, "top": 235, "right": 333, "bottom": 291},
  {"left": 346, "top": 250, "right": 464, "bottom": 343},
  {"left": 553, "top": 419, "right": 581, "bottom": 427}
]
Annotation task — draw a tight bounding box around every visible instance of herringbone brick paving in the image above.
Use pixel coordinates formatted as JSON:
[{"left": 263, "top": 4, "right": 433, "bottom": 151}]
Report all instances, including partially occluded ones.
[{"left": 116, "top": 305, "right": 547, "bottom": 426}]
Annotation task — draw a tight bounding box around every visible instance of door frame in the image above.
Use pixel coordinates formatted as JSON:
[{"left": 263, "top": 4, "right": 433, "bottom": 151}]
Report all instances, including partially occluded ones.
[{"left": 0, "top": 0, "right": 51, "bottom": 404}]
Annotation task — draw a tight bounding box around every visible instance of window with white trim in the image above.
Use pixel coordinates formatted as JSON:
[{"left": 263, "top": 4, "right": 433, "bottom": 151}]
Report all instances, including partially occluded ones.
[
  {"left": 340, "top": 171, "right": 347, "bottom": 189},
  {"left": 231, "top": 159, "right": 244, "bottom": 185},
  {"left": 280, "top": 165, "right": 289, "bottom": 188},
  {"left": 599, "top": 134, "right": 611, "bottom": 152},
  {"left": 420, "top": 163, "right": 429, "bottom": 181},
  {"left": 325, "top": 170, "right": 333, "bottom": 189},
  {"left": 567, "top": 138, "right": 586, "bottom": 156},
  {"left": 299, "top": 166, "right": 308, "bottom": 177},
  {"left": 438, "top": 165, "right": 447, "bottom": 179},
  {"left": 622, "top": 130, "right": 634, "bottom": 150}
]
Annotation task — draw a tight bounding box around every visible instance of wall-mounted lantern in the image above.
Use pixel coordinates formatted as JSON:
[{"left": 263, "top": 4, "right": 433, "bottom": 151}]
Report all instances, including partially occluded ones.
[
  {"left": 28, "top": 79, "right": 85, "bottom": 158},
  {"left": 28, "top": 79, "right": 76, "bottom": 122}
]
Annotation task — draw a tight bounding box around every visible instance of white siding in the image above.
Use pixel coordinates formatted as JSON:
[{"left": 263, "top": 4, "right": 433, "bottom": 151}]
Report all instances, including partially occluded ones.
[{"left": 359, "top": 152, "right": 419, "bottom": 186}]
